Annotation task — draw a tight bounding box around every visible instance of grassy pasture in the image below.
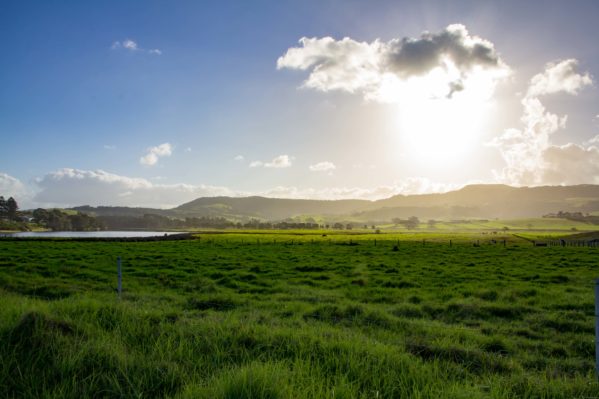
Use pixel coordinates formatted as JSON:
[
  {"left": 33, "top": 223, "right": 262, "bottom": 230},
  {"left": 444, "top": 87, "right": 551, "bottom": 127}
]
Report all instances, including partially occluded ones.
[
  {"left": 372, "top": 218, "right": 597, "bottom": 233},
  {"left": 1, "top": 231, "right": 598, "bottom": 398}
]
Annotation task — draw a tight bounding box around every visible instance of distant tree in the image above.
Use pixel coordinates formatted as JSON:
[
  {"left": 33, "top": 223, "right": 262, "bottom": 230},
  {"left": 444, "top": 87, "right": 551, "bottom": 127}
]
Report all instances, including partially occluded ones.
[
  {"left": 502, "top": 226, "right": 509, "bottom": 232},
  {"left": 403, "top": 216, "right": 420, "bottom": 230},
  {"left": 427, "top": 219, "right": 437, "bottom": 228},
  {"left": 346, "top": 224, "right": 353, "bottom": 230},
  {"left": 6, "top": 197, "right": 18, "bottom": 221},
  {"left": 0, "top": 196, "right": 6, "bottom": 219},
  {"left": 333, "top": 223, "right": 343, "bottom": 229},
  {"left": 32, "top": 208, "right": 50, "bottom": 224}
]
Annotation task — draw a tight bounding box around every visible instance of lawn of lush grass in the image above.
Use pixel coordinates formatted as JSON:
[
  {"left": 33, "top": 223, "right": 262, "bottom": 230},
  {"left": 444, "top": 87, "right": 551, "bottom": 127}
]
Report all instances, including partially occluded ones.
[{"left": 1, "top": 232, "right": 598, "bottom": 398}]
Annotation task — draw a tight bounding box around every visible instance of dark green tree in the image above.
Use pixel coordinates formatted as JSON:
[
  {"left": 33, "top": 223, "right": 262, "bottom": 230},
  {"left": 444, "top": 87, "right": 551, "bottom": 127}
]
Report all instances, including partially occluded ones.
[
  {"left": 0, "top": 196, "right": 6, "bottom": 218},
  {"left": 6, "top": 197, "right": 18, "bottom": 221}
]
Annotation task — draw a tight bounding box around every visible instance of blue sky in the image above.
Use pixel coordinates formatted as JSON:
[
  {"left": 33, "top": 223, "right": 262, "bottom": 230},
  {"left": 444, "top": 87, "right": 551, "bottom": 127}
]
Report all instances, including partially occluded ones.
[{"left": 1, "top": 1, "right": 599, "bottom": 208}]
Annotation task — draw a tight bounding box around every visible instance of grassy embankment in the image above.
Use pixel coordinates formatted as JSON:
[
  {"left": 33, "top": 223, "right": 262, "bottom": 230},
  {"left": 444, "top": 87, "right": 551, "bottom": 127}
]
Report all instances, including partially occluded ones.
[{"left": 1, "top": 231, "right": 598, "bottom": 398}]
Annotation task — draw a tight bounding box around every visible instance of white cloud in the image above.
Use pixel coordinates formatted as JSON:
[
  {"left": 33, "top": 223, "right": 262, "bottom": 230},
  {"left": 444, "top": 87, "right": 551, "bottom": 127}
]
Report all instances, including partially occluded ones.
[
  {"left": 0, "top": 173, "right": 27, "bottom": 198},
  {"left": 265, "top": 155, "right": 292, "bottom": 168},
  {"left": 0, "top": 172, "right": 33, "bottom": 208},
  {"left": 527, "top": 59, "right": 593, "bottom": 98},
  {"left": 33, "top": 169, "right": 235, "bottom": 208},
  {"left": 309, "top": 161, "right": 336, "bottom": 172},
  {"left": 260, "top": 177, "right": 457, "bottom": 200},
  {"left": 278, "top": 24, "right": 510, "bottom": 103},
  {"left": 234, "top": 155, "right": 244, "bottom": 161},
  {"left": 122, "top": 39, "right": 138, "bottom": 51},
  {"left": 491, "top": 59, "right": 596, "bottom": 185},
  {"left": 103, "top": 145, "right": 116, "bottom": 150},
  {"left": 540, "top": 143, "right": 599, "bottom": 185},
  {"left": 140, "top": 143, "right": 172, "bottom": 166},
  {"left": 250, "top": 155, "right": 293, "bottom": 168},
  {"left": 185, "top": 147, "right": 192, "bottom": 153},
  {"left": 111, "top": 39, "right": 161, "bottom": 55},
  {"left": 587, "top": 135, "right": 599, "bottom": 146},
  {"left": 27, "top": 168, "right": 460, "bottom": 208}
]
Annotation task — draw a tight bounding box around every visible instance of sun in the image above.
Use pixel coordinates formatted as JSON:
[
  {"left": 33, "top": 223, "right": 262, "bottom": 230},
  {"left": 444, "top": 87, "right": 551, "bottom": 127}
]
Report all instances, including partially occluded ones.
[
  {"left": 397, "top": 95, "right": 489, "bottom": 164},
  {"left": 380, "top": 63, "right": 500, "bottom": 168}
]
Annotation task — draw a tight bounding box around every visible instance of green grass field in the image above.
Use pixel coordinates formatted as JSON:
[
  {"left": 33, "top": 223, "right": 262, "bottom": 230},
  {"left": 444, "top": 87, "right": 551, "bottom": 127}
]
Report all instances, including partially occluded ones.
[{"left": 1, "top": 232, "right": 598, "bottom": 398}]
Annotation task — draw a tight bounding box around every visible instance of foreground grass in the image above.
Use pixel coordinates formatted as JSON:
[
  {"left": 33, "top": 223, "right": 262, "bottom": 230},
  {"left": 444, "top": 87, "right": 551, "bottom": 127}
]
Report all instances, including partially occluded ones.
[{"left": 1, "top": 232, "right": 598, "bottom": 398}]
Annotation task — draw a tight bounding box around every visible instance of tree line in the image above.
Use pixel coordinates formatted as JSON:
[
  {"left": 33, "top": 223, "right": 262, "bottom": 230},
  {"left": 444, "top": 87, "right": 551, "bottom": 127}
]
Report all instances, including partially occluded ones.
[
  {"left": 98, "top": 214, "right": 328, "bottom": 230},
  {"left": 32, "top": 208, "right": 105, "bottom": 231},
  {"left": 0, "top": 196, "right": 106, "bottom": 232},
  {"left": 543, "top": 211, "right": 599, "bottom": 225}
]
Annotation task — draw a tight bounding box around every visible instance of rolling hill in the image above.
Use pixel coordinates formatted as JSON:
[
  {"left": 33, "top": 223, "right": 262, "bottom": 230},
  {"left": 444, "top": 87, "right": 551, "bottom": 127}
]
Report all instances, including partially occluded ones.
[{"left": 71, "top": 184, "right": 599, "bottom": 223}]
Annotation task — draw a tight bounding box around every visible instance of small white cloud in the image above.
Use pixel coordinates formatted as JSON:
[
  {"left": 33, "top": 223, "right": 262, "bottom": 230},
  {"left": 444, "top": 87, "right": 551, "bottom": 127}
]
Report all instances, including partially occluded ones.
[
  {"left": 527, "top": 59, "right": 593, "bottom": 98},
  {"left": 265, "top": 155, "right": 292, "bottom": 168},
  {"left": 185, "top": 147, "right": 192, "bottom": 153},
  {"left": 103, "top": 145, "right": 116, "bottom": 150},
  {"left": 140, "top": 143, "right": 172, "bottom": 166},
  {"left": 586, "top": 135, "right": 599, "bottom": 146},
  {"left": 122, "top": 39, "right": 138, "bottom": 51},
  {"left": 309, "top": 161, "right": 336, "bottom": 172},
  {"left": 250, "top": 155, "right": 293, "bottom": 169},
  {"left": 111, "top": 39, "right": 161, "bottom": 55},
  {"left": 234, "top": 155, "right": 245, "bottom": 161}
]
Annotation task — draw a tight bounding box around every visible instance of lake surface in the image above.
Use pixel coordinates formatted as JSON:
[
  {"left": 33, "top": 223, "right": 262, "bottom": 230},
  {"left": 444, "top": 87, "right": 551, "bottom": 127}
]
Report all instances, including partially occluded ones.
[{"left": 0, "top": 231, "right": 183, "bottom": 238}]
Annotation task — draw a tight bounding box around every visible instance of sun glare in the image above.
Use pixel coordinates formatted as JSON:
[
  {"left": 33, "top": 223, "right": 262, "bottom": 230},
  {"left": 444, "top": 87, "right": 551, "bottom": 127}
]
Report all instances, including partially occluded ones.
[
  {"left": 398, "top": 96, "right": 488, "bottom": 163},
  {"left": 393, "top": 73, "right": 495, "bottom": 166}
]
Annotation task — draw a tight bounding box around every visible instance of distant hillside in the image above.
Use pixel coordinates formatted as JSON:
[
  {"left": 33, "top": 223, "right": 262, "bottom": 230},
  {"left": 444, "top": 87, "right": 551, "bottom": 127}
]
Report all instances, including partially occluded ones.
[
  {"left": 72, "top": 184, "right": 599, "bottom": 222},
  {"left": 72, "top": 206, "right": 174, "bottom": 218},
  {"left": 174, "top": 196, "right": 371, "bottom": 220},
  {"left": 367, "top": 184, "right": 599, "bottom": 219}
]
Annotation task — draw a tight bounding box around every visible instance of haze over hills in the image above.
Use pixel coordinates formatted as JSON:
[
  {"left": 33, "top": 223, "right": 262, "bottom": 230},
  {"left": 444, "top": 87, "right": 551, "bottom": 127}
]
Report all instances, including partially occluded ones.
[{"left": 71, "top": 184, "right": 599, "bottom": 223}]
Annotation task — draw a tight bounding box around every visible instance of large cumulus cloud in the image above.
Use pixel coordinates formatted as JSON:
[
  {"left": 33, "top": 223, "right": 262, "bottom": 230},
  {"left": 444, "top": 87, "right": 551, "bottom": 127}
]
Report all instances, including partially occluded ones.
[
  {"left": 33, "top": 169, "right": 235, "bottom": 208},
  {"left": 0, "top": 172, "right": 27, "bottom": 198},
  {"left": 278, "top": 24, "right": 510, "bottom": 102},
  {"left": 491, "top": 59, "right": 597, "bottom": 185}
]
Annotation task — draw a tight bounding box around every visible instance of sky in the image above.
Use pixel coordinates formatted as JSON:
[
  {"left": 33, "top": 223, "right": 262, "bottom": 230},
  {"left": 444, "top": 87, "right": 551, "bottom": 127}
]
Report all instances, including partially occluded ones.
[{"left": 1, "top": 0, "right": 599, "bottom": 208}]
